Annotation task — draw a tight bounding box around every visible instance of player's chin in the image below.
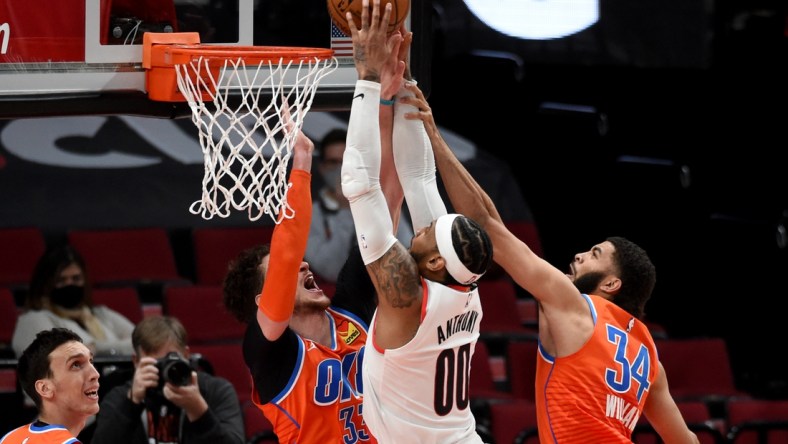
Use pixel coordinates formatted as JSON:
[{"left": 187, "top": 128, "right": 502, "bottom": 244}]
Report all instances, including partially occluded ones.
[{"left": 86, "top": 402, "right": 100, "bottom": 416}]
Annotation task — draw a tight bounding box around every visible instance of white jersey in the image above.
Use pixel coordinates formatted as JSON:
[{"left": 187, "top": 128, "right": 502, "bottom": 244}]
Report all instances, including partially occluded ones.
[{"left": 362, "top": 278, "right": 485, "bottom": 444}]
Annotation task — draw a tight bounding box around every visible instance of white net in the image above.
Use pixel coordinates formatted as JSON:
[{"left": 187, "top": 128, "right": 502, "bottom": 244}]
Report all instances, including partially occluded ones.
[{"left": 174, "top": 55, "right": 338, "bottom": 223}]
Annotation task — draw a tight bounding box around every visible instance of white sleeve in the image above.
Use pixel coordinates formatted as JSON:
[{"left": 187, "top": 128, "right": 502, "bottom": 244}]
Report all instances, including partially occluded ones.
[
  {"left": 392, "top": 81, "right": 447, "bottom": 231},
  {"left": 341, "top": 80, "right": 398, "bottom": 265}
]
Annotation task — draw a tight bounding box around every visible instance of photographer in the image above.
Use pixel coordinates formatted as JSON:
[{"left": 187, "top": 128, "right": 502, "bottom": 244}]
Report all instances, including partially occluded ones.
[{"left": 92, "top": 316, "right": 244, "bottom": 444}]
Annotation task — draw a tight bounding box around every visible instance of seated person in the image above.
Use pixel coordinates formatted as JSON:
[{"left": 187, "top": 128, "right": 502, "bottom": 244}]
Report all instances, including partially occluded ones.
[{"left": 12, "top": 244, "right": 135, "bottom": 358}]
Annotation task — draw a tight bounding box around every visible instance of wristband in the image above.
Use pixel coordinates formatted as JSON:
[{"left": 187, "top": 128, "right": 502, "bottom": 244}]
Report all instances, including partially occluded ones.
[{"left": 380, "top": 98, "right": 395, "bottom": 106}]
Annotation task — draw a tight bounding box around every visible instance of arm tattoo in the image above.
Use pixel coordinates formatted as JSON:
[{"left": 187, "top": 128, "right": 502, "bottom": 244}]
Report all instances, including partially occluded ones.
[{"left": 370, "top": 244, "right": 420, "bottom": 309}]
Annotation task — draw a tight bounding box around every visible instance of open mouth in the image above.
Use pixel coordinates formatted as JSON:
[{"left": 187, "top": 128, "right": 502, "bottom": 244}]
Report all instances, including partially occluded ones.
[
  {"left": 85, "top": 388, "right": 99, "bottom": 399},
  {"left": 304, "top": 273, "right": 322, "bottom": 292}
]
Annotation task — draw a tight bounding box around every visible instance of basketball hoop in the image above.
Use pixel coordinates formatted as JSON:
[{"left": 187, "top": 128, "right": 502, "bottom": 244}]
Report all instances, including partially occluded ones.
[{"left": 143, "top": 32, "right": 338, "bottom": 223}]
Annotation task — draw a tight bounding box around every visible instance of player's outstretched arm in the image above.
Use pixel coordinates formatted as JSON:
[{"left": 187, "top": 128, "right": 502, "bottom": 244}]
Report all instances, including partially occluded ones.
[
  {"left": 400, "top": 83, "right": 578, "bottom": 311},
  {"left": 256, "top": 128, "right": 313, "bottom": 340},
  {"left": 379, "top": 23, "right": 408, "bottom": 232},
  {"left": 343, "top": 0, "right": 422, "bottom": 348}
]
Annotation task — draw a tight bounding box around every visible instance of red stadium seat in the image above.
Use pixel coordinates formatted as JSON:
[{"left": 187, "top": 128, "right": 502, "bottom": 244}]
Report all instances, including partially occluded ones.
[
  {"left": 489, "top": 399, "right": 538, "bottom": 444},
  {"left": 655, "top": 338, "right": 748, "bottom": 402},
  {"left": 191, "top": 342, "right": 252, "bottom": 404},
  {"left": 91, "top": 286, "right": 144, "bottom": 324},
  {"left": 192, "top": 226, "right": 275, "bottom": 285},
  {"left": 0, "top": 227, "right": 46, "bottom": 289},
  {"left": 68, "top": 227, "right": 187, "bottom": 286},
  {"left": 635, "top": 401, "right": 726, "bottom": 444},
  {"left": 163, "top": 285, "right": 245, "bottom": 344},
  {"left": 726, "top": 398, "right": 788, "bottom": 444},
  {"left": 470, "top": 340, "right": 514, "bottom": 402},
  {"left": 504, "top": 220, "right": 543, "bottom": 259},
  {"left": 477, "top": 278, "right": 537, "bottom": 341},
  {"left": 517, "top": 298, "right": 538, "bottom": 329},
  {"left": 505, "top": 339, "right": 539, "bottom": 402}
]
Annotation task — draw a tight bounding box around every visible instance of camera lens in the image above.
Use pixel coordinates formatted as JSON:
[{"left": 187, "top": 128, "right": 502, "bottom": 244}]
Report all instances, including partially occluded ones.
[{"left": 162, "top": 359, "right": 192, "bottom": 386}]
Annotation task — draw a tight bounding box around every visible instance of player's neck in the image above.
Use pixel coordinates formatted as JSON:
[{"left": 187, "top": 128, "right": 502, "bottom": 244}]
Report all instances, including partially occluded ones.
[
  {"left": 38, "top": 408, "right": 85, "bottom": 437},
  {"left": 291, "top": 310, "right": 333, "bottom": 346}
]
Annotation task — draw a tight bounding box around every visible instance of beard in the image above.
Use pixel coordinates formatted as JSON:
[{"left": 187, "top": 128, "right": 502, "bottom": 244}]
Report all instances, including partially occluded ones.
[{"left": 573, "top": 271, "right": 606, "bottom": 296}]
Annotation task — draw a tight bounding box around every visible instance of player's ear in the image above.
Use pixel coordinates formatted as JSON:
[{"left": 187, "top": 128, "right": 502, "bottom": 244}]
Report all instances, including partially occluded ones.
[
  {"left": 600, "top": 276, "right": 622, "bottom": 295},
  {"left": 427, "top": 252, "right": 445, "bottom": 274},
  {"left": 35, "top": 378, "right": 54, "bottom": 400}
]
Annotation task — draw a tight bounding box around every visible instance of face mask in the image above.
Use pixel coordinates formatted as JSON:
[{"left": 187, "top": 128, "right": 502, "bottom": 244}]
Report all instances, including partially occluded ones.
[
  {"left": 50, "top": 285, "right": 85, "bottom": 309},
  {"left": 321, "top": 165, "right": 342, "bottom": 189}
]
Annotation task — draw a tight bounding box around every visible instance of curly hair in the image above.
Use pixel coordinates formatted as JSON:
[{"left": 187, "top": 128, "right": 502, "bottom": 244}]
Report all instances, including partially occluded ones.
[
  {"left": 222, "top": 244, "right": 270, "bottom": 323},
  {"left": 607, "top": 236, "right": 656, "bottom": 319}
]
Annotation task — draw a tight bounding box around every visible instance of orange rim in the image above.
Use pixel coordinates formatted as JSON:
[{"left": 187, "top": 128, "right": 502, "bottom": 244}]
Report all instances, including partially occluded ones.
[{"left": 163, "top": 45, "right": 335, "bottom": 66}]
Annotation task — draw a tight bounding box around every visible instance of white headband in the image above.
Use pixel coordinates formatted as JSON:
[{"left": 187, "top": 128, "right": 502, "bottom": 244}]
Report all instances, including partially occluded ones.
[{"left": 435, "top": 214, "right": 482, "bottom": 285}]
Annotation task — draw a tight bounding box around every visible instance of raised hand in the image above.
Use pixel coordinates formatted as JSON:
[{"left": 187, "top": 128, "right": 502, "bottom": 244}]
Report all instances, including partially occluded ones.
[
  {"left": 282, "top": 102, "right": 314, "bottom": 172},
  {"left": 381, "top": 23, "right": 412, "bottom": 100},
  {"left": 400, "top": 82, "right": 439, "bottom": 140},
  {"left": 347, "top": 0, "right": 403, "bottom": 82}
]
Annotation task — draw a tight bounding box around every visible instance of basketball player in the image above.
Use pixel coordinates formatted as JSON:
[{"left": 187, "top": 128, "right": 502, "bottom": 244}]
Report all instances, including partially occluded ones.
[
  {"left": 401, "top": 83, "right": 701, "bottom": 443},
  {"left": 220, "top": 37, "right": 410, "bottom": 442},
  {"left": 341, "top": 1, "right": 494, "bottom": 442},
  {"left": 1, "top": 328, "right": 99, "bottom": 444}
]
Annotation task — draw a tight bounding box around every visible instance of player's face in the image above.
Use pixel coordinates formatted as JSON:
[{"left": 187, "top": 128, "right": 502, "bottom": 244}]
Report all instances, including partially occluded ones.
[
  {"left": 408, "top": 221, "right": 442, "bottom": 278},
  {"left": 294, "top": 261, "right": 331, "bottom": 312},
  {"left": 566, "top": 241, "right": 617, "bottom": 285},
  {"left": 44, "top": 340, "right": 100, "bottom": 419},
  {"left": 408, "top": 220, "right": 434, "bottom": 256}
]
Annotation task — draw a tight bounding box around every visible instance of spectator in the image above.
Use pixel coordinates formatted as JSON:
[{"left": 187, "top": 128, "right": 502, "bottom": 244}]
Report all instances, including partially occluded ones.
[
  {"left": 1, "top": 328, "right": 99, "bottom": 443},
  {"left": 12, "top": 245, "right": 134, "bottom": 358},
  {"left": 92, "top": 315, "right": 244, "bottom": 444},
  {"left": 305, "top": 127, "right": 413, "bottom": 282}
]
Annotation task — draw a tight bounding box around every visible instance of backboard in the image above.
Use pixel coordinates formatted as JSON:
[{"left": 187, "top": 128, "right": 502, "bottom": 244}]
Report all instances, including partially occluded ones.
[{"left": 0, "top": 0, "right": 429, "bottom": 119}]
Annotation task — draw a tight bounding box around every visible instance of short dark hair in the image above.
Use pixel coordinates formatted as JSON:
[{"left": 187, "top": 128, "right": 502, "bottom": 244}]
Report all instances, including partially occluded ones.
[
  {"left": 607, "top": 236, "right": 656, "bottom": 319},
  {"left": 132, "top": 316, "right": 188, "bottom": 355},
  {"left": 223, "top": 244, "right": 271, "bottom": 323},
  {"left": 17, "top": 328, "right": 84, "bottom": 410},
  {"left": 318, "top": 128, "right": 347, "bottom": 161},
  {"left": 450, "top": 216, "right": 494, "bottom": 285}
]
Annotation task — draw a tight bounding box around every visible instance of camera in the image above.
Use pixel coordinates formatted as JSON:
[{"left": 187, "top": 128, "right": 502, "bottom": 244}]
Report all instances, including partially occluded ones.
[
  {"left": 155, "top": 352, "right": 193, "bottom": 387},
  {"left": 144, "top": 352, "right": 194, "bottom": 408}
]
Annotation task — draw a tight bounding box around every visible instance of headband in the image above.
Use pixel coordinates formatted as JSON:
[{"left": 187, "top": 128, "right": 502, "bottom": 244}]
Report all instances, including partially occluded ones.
[{"left": 435, "top": 214, "right": 482, "bottom": 285}]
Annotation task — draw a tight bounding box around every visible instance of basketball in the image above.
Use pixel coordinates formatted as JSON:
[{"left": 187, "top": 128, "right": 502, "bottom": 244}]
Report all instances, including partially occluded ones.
[{"left": 327, "top": 0, "right": 410, "bottom": 38}]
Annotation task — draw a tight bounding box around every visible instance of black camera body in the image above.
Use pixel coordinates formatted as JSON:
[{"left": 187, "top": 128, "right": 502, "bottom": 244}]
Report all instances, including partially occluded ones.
[
  {"left": 144, "top": 352, "right": 194, "bottom": 408},
  {"left": 155, "top": 352, "right": 193, "bottom": 387}
]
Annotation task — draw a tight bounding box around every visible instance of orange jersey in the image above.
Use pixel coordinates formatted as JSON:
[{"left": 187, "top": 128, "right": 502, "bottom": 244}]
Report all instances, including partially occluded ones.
[
  {"left": 535, "top": 294, "right": 658, "bottom": 443},
  {"left": 252, "top": 308, "right": 376, "bottom": 444},
  {"left": 1, "top": 422, "right": 80, "bottom": 444}
]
